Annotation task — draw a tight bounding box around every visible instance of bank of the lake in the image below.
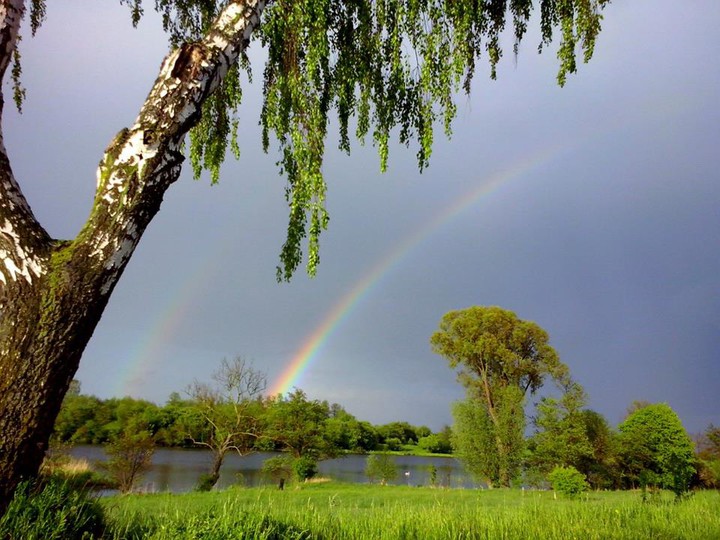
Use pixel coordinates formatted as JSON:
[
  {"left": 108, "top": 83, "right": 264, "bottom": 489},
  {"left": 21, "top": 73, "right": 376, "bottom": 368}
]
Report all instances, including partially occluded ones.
[
  {"left": 103, "top": 483, "right": 720, "bottom": 539},
  {"left": 71, "top": 446, "right": 473, "bottom": 492}
]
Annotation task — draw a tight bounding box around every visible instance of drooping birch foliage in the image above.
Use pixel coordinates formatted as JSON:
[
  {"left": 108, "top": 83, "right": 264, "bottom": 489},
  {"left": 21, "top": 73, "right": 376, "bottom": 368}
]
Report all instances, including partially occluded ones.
[{"left": 24, "top": 0, "right": 609, "bottom": 281}]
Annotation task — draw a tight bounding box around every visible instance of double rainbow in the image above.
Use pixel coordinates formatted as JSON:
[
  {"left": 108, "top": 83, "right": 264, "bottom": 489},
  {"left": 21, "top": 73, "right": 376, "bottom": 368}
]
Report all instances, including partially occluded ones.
[{"left": 116, "top": 140, "right": 571, "bottom": 398}]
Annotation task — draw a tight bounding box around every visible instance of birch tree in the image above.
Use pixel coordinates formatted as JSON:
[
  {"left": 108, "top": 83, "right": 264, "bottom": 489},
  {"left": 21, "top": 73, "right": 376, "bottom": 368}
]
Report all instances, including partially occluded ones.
[{"left": 0, "top": 0, "right": 608, "bottom": 508}]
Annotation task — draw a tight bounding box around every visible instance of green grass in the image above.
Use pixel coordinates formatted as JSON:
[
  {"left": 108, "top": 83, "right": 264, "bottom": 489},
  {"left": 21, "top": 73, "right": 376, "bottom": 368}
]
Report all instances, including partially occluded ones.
[{"left": 102, "top": 483, "right": 720, "bottom": 539}]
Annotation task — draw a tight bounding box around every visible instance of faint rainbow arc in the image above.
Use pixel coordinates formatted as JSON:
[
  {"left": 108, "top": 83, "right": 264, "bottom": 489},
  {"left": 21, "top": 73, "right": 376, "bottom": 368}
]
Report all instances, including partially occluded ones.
[
  {"left": 268, "top": 144, "right": 566, "bottom": 395},
  {"left": 116, "top": 249, "right": 225, "bottom": 396}
]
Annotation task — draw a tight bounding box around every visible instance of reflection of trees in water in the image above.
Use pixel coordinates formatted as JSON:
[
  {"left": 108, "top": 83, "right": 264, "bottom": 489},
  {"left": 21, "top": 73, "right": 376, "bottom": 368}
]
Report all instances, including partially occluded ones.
[{"left": 438, "top": 465, "right": 454, "bottom": 488}]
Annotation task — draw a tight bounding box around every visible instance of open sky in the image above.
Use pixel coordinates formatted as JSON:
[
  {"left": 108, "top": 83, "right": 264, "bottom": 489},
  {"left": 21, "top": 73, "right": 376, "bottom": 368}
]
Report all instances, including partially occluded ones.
[{"left": 5, "top": 0, "right": 718, "bottom": 433}]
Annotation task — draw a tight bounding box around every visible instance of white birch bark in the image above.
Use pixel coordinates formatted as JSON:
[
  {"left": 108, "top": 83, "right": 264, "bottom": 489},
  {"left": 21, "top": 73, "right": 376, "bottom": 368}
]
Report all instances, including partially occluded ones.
[{"left": 0, "top": 0, "right": 269, "bottom": 509}]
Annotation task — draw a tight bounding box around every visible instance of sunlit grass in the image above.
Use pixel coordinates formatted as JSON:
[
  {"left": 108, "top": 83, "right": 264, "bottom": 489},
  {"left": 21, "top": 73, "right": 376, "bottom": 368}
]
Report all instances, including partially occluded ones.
[{"left": 102, "top": 483, "right": 720, "bottom": 539}]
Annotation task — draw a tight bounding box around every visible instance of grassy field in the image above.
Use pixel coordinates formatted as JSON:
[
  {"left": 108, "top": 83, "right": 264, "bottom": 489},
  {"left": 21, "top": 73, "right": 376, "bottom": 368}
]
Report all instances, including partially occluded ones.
[{"left": 102, "top": 482, "right": 720, "bottom": 539}]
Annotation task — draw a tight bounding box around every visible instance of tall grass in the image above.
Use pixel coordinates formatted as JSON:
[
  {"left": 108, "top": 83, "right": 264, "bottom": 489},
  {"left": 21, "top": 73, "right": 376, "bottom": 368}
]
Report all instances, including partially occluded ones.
[
  {"left": 103, "top": 483, "right": 720, "bottom": 539},
  {"left": 0, "top": 479, "right": 105, "bottom": 540}
]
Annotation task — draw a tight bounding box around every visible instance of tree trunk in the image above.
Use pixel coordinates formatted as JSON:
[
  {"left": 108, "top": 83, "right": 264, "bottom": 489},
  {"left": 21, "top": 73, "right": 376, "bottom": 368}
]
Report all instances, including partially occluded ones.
[
  {"left": 205, "top": 451, "right": 225, "bottom": 490},
  {"left": 477, "top": 369, "right": 510, "bottom": 487},
  {"left": 0, "top": 0, "right": 267, "bottom": 511}
]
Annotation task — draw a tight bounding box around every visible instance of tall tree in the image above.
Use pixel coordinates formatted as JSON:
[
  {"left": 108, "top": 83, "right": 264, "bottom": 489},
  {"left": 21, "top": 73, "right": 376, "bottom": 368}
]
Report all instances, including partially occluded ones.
[
  {"left": 529, "top": 381, "right": 594, "bottom": 475},
  {"left": 0, "top": 0, "right": 609, "bottom": 507},
  {"left": 184, "top": 356, "right": 267, "bottom": 490},
  {"left": 431, "top": 305, "right": 569, "bottom": 486}
]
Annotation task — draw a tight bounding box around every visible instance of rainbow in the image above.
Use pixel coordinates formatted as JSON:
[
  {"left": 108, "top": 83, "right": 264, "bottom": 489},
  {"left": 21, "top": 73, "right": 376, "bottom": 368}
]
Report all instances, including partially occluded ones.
[
  {"left": 117, "top": 140, "right": 572, "bottom": 398},
  {"left": 116, "top": 247, "right": 226, "bottom": 396},
  {"left": 267, "top": 142, "right": 569, "bottom": 396}
]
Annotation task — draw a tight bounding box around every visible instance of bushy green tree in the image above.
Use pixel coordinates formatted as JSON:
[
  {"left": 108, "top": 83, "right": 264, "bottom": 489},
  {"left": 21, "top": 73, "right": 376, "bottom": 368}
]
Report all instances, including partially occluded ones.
[
  {"left": 101, "top": 428, "right": 156, "bottom": 494},
  {"left": 323, "top": 408, "right": 380, "bottom": 453},
  {"left": 53, "top": 393, "right": 105, "bottom": 444},
  {"left": 432, "top": 306, "right": 569, "bottom": 487},
  {"left": 265, "top": 389, "right": 336, "bottom": 460},
  {"left": 261, "top": 455, "right": 293, "bottom": 490},
  {"left": 293, "top": 455, "right": 319, "bottom": 481},
  {"left": 377, "top": 422, "right": 421, "bottom": 446},
  {"left": 418, "top": 434, "right": 452, "bottom": 454},
  {"left": 452, "top": 387, "right": 525, "bottom": 487},
  {"left": 577, "top": 409, "right": 619, "bottom": 489},
  {"left": 617, "top": 403, "right": 695, "bottom": 497}
]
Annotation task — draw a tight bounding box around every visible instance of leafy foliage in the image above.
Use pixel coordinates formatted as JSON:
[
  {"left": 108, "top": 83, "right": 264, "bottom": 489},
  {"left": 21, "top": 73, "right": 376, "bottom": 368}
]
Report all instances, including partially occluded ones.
[
  {"left": 265, "top": 389, "right": 338, "bottom": 460},
  {"left": 44, "top": 0, "right": 607, "bottom": 281},
  {"left": 261, "top": 455, "right": 294, "bottom": 489},
  {"left": 617, "top": 403, "right": 695, "bottom": 498},
  {"left": 451, "top": 397, "right": 499, "bottom": 485},
  {"left": 101, "top": 429, "right": 156, "bottom": 494},
  {"left": 577, "top": 409, "right": 619, "bottom": 489},
  {"left": 292, "top": 455, "right": 319, "bottom": 481},
  {"left": 256, "top": 0, "right": 609, "bottom": 280},
  {"left": 417, "top": 433, "right": 452, "bottom": 454},
  {"left": 451, "top": 390, "right": 525, "bottom": 487},
  {"left": 548, "top": 465, "right": 589, "bottom": 498},
  {"left": 695, "top": 424, "right": 720, "bottom": 489},
  {"left": 365, "top": 453, "right": 398, "bottom": 485},
  {"left": 529, "top": 381, "right": 594, "bottom": 475}
]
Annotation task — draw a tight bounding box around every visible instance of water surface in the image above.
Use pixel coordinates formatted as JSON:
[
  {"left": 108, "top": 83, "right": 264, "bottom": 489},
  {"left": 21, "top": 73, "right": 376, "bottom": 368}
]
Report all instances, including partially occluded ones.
[{"left": 71, "top": 446, "right": 475, "bottom": 493}]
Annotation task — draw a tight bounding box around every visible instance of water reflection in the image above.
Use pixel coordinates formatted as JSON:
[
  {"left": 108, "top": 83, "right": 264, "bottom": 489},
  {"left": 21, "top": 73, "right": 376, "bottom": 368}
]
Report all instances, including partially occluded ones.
[{"left": 70, "top": 446, "right": 476, "bottom": 493}]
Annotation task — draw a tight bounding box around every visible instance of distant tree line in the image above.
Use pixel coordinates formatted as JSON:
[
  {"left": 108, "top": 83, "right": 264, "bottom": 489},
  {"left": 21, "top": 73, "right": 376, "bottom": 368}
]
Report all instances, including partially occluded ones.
[
  {"left": 52, "top": 358, "right": 453, "bottom": 490},
  {"left": 54, "top": 386, "right": 450, "bottom": 455}
]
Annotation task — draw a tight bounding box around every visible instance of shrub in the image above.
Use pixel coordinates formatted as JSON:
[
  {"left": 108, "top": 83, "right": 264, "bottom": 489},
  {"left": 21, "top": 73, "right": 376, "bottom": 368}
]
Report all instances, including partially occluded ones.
[
  {"left": 293, "top": 456, "right": 319, "bottom": 481},
  {"left": 0, "top": 479, "right": 105, "bottom": 539},
  {"left": 195, "top": 473, "right": 219, "bottom": 492},
  {"left": 262, "top": 456, "right": 294, "bottom": 489},
  {"left": 697, "top": 459, "right": 720, "bottom": 488},
  {"left": 418, "top": 434, "right": 452, "bottom": 454},
  {"left": 383, "top": 437, "right": 402, "bottom": 451},
  {"left": 101, "top": 429, "right": 155, "bottom": 493},
  {"left": 365, "top": 453, "right": 398, "bottom": 485},
  {"left": 548, "top": 465, "right": 589, "bottom": 497}
]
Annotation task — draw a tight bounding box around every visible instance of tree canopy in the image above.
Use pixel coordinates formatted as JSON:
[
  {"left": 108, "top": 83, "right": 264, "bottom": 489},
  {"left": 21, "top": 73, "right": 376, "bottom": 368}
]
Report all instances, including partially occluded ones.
[{"left": 617, "top": 403, "right": 695, "bottom": 497}]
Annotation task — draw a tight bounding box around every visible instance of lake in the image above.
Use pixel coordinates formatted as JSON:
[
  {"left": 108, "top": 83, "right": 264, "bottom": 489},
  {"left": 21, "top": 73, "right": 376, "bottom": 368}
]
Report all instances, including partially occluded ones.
[{"left": 70, "top": 446, "right": 477, "bottom": 493}]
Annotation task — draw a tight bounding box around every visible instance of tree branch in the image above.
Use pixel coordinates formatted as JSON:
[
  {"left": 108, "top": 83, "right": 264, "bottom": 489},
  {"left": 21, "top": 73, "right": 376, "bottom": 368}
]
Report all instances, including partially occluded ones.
[
  {"left": 73, "top": 0, "right": 270, "bottom": 297},
  {"left": 0, "top": 0, "right": 51, "bottom": 291}
]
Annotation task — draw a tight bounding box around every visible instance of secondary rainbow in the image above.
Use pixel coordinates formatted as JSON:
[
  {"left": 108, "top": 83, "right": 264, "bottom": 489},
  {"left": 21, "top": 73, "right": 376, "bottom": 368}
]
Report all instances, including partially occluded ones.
[
  {"left": 267, "top": 143, "right": 568, "bottom": 396},
  {"left": 116, "top": 247, "right": 227, "bottom": 396}
]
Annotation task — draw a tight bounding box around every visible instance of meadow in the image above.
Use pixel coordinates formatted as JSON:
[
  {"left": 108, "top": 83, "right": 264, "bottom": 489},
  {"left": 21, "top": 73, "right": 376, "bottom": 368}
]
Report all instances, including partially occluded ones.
[{"left": 101, "top": 482, "right": 720, "bottom": 539}]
